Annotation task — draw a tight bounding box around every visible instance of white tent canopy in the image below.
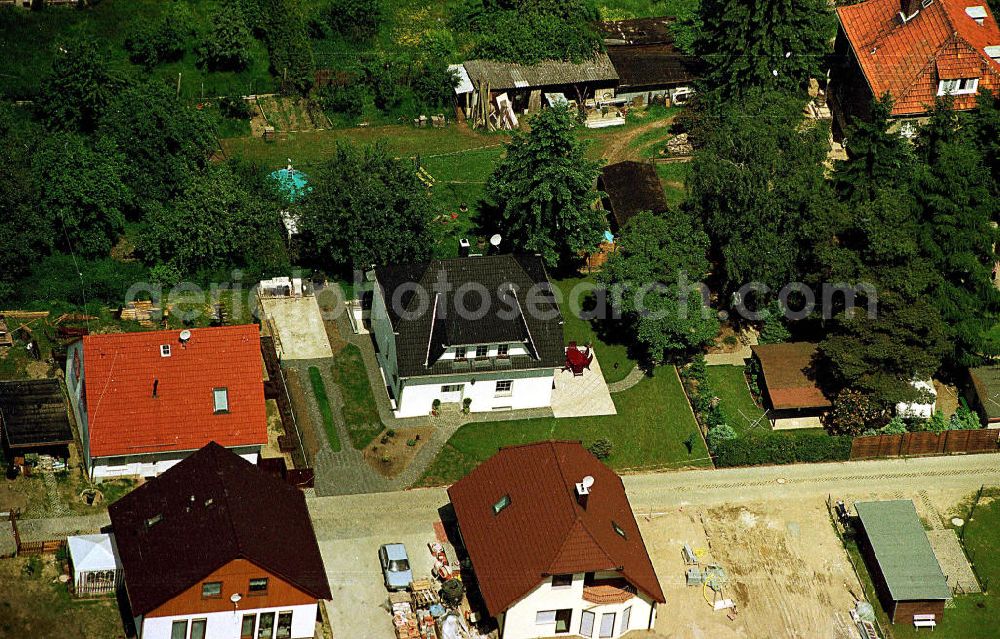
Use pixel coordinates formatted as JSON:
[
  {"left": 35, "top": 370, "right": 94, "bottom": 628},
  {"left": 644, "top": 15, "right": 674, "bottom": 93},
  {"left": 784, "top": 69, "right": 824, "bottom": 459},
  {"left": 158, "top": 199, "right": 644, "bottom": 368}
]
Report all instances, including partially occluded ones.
[{"left": 68, "top": 533, "right": 122, "bottom": 596}]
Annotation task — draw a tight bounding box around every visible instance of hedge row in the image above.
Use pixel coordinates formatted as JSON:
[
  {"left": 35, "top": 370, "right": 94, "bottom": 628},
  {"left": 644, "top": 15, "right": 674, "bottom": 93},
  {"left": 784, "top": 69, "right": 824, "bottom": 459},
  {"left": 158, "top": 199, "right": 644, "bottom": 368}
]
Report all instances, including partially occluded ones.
[{"left": 713, "top": 430, "right": 853, "bottom": 467}]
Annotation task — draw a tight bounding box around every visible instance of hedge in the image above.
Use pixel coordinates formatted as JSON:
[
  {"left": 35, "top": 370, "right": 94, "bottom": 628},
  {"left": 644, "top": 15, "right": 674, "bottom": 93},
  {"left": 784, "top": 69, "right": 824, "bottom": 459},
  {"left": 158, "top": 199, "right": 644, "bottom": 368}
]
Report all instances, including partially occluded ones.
[{"left": 713, "top": 430, "right": 852, "bottom": 467}]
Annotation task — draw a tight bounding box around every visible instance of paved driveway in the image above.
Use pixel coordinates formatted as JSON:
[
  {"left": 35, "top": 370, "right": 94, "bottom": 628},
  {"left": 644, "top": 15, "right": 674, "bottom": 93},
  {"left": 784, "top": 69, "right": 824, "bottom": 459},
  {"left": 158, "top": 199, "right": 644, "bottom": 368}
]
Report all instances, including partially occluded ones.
[
  {"left": 308, "top": 489, "right": 454, "bottom": 639},
  {"left": 260, "top": 295, "right": 333, "bottom": 360}
]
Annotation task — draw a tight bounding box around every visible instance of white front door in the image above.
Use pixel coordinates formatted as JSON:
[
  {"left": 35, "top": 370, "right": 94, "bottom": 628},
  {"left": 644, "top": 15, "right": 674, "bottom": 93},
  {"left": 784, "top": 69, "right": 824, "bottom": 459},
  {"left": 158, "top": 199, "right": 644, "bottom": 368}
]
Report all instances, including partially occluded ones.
[{"left": 439, "top": 384, "right": 464, "bottom": 404}]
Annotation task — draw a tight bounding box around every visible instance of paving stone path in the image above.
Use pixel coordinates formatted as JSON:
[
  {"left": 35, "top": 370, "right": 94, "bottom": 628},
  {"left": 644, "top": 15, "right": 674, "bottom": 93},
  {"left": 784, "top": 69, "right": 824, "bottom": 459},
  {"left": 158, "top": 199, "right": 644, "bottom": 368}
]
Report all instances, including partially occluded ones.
[{"left": 607, "top": 364, "right": 647, "bottom": 394}]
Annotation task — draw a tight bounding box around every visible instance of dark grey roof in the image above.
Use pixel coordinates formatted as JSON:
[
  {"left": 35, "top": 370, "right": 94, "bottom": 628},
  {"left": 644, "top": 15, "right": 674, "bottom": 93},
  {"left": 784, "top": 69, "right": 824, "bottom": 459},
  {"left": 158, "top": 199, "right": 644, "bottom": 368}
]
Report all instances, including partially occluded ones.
[
  {"left": 0, "top": 379, "right": 73, "bottom": 448},
  {"left": 598, "top": 18, "right": 702, "bottom": 90},
  {"left": 374, "top": 255, "right": 565, "bottom": 379},
  {"left": 462, "top": 55, "right": 618, "bottom": 91}
]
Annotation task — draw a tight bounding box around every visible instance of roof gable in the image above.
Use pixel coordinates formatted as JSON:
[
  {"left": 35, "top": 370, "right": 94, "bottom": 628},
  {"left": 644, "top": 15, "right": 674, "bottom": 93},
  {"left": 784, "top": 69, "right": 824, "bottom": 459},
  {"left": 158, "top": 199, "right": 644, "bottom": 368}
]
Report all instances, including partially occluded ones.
[
  {"left": 837, "top": 0, "right": 1000, "bottom": 115},
  {"left": 108, "top": 443, "right": 331, "bottom": 614},
  {"left": 751, "top": 343, "right": 831, "bottom": 410},
  {"left": 447, "top": 441, "right": 664, "bottom": 615},
  {"left": 82, "top": 325, "right": 267, "bottom": 457}
]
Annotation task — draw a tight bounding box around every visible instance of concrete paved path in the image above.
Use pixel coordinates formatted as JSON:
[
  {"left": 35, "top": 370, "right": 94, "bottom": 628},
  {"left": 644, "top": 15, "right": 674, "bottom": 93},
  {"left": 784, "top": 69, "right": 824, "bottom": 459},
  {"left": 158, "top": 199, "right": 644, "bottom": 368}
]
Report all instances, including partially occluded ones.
[
  {"left": 262, "top": 295, "right": 334, "bottom": 360},
  {"left": 551, "top": 352, "right": 616, "bottom": 418},
  {"left": 607, "top": 364, "right": 647, "bottom": 393}
]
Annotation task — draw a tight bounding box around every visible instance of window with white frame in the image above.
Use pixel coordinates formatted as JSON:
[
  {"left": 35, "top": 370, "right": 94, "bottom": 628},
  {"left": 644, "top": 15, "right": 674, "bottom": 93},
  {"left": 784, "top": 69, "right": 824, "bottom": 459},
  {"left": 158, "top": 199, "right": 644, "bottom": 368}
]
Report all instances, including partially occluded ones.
[
  {"left": 455, "top": 347, "right": 467, "bottom": 361},
  {"left": 495, "top": 380, "right": 513, "bottom": 397},
  {"left": 475, "top": 345, "right": 489, "bottom": 358},
  {"left": 441, "top": 384, "right": 463, "bottom": 393},
  {"left": 497, "top": 343, "right": 509, "bottom": 357},
  {"left": 620, "top": 606, "right": 632, "bottom": 633},
  {"left": 536, "top": 610, "right": 557, "bottom": 625},
  {"left": 938, "top": 77, "right": 979, "bottom": 95},
  {"left": 213, "top": 387, "right": 229, "bottom": 413},
  {"left": 579, "top": 610, "right": 596, "bottom": 637}
]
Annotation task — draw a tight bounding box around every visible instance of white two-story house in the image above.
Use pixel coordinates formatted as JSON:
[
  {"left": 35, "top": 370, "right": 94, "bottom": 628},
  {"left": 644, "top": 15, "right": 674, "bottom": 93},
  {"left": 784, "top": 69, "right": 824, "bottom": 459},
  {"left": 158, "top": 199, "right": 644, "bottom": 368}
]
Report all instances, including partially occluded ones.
[
  {"left": 369, "top": 254, "right": 565, "bottom": 418},
  {"left": 448, "top": 441, "right": 666, "bottom": 639}
]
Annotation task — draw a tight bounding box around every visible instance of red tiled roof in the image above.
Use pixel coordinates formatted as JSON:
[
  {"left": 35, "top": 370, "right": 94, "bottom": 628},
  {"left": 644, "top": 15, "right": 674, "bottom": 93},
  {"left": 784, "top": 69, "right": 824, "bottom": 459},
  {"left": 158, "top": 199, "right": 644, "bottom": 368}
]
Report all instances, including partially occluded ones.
[
  {"left": 109, "top": 442, "right": 331, "bottom": 615},
  {"left": 82, "top": 325, "right": 266, "bottom": 458},
  {"left": 447, "top": 441, "right": 665, "bottom": 616},
  {"left": 837, "top": 0, "right": 1000, "bottom": 115}
]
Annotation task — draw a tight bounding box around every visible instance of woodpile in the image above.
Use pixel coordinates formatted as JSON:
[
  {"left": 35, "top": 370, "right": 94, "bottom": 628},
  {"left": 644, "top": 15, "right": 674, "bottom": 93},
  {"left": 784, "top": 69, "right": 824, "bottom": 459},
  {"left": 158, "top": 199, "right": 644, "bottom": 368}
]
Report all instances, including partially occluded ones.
[
  {"left": 665, "top": 133, "right": 694, "bottom": 156},
  {"left": 118, "top": 301, "right": 161, "bottom": 327}
]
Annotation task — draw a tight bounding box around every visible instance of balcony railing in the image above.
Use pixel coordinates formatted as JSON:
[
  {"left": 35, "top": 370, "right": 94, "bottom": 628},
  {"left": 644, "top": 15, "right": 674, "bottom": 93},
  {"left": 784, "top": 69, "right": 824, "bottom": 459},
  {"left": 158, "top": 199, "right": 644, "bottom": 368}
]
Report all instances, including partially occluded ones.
[{"left": 582, "top": 580, "right": 636, "bottom": 605}]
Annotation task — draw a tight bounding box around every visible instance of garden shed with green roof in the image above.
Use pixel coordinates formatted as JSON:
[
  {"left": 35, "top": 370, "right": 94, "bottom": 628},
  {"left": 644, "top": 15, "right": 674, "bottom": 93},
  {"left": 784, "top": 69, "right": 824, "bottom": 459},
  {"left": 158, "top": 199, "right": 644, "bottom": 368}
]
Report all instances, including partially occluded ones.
[{"left": 854, "top": 500, "right": 951, "bottom": 624}]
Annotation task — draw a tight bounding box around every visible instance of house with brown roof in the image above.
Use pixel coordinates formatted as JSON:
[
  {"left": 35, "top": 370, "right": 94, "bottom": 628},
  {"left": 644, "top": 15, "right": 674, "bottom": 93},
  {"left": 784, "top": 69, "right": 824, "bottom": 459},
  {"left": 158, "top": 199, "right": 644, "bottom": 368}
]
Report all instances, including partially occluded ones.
[
  {"left": 448, "top": 441, "right": 665, "bottom": 639},
  {"left": 599, "top": 161, "right": 670, "bottom": 235},
  {"left": 109, "top": 442, "right": 331, "bottom": 639},
  {"left": 598, "top": 17, "right": 701, "bottom": 106},
  {"left": 830, "top": 0, "right": 1000, "bottom": 135},
  {"left": 751, "top": 343, "right": 832, "bottom": 430},
  {"left": 65, "top": 325, "right": 268, "bottom": 480}
]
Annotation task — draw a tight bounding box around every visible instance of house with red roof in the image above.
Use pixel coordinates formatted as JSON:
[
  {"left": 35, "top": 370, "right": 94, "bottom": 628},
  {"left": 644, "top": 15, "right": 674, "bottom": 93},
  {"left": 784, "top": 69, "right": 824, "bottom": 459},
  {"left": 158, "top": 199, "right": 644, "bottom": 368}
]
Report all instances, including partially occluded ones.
[
  {"left": 830, "top": 0, "right": 1000, "bottom": 134},
  {"left": 65, "top": 325, "right": 267, "bottom": 480},
  {"left": 447, "top": 441, "right": 665, "bottom": 639},
  {"left": 109, "top": 442, "right": 331, "bottom": 639}
]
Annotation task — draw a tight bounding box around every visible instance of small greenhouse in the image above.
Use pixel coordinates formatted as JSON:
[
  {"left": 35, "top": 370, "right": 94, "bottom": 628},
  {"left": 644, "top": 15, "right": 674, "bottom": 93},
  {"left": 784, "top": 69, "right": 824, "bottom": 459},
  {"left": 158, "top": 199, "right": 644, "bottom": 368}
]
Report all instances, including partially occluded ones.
[{"left": 68, "top": 533, "right": 122, "bottom": 597}]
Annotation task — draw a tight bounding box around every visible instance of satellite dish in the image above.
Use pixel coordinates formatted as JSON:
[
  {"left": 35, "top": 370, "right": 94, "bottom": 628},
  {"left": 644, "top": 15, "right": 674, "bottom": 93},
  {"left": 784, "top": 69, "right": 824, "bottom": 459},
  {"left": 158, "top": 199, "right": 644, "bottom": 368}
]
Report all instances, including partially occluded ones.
[
  {"left": 179, "top": 329, "right": 192, "bottom": 343},
  {"left": 230, "top": 593, "right": 242, "bottom": 604},
  {"left": 581, "top": 475, "right": 595, "bottom": 489},
  {"left": 490, "top": 234, "right": 502, "bottom": 247}
]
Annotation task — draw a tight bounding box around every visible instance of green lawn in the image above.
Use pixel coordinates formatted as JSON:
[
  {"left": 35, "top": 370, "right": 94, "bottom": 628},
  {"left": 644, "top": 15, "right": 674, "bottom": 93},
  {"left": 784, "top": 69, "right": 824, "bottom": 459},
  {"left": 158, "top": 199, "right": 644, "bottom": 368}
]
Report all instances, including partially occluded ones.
[
  {"left": 845, "top": 488, "right": 1000, "bottom": 639},
  {"left": 329, "top": 345, "right": 383, "bottom": 450},
  {"left": 419, "top": 365, "right": 710, "bottom": 485},
  {"left": 552, "top": 277, "right": 636, "bottom": 384},
  {"left": 655, "top": 161, "right": 692, "bottom": 209},
  {"left": 705, "top": 365, "right": 766, "bottom": 435},
  {"left": 308, "top": 366, "right": 342, "bottom": 452}
]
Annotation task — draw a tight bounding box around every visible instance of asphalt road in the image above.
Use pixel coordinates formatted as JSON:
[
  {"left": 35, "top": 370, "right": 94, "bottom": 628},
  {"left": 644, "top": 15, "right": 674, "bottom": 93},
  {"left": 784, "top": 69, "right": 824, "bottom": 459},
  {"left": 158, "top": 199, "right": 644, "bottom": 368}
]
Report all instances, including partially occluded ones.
[{"left": 307, "top": 452, "right": 1000, "bottom": 639}]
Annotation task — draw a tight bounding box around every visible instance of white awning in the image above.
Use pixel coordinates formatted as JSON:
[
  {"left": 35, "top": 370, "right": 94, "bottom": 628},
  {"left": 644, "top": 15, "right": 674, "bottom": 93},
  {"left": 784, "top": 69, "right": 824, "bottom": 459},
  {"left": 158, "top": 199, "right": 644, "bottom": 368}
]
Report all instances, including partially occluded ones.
[
  {"left": 68, "top": 533, "right": 120, "bottom": 573},
  {"left": 450, "top": 64, "right": 474, "bottom": 95}
]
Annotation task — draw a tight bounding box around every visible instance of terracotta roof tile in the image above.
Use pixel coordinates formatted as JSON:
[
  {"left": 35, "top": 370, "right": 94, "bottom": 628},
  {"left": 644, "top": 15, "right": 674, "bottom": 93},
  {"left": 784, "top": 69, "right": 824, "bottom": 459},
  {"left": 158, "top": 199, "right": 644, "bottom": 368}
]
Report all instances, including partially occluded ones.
[
  {"left": 838, "top": 0, "right": 1000, "bottom": 115},
  {"left": 82, "top": 325, "right": 267, "bottom": 458},
  {"left": 751, "top": 343, "right": 832, "bottom": 410},
  {"left": 447, "top": 441, "right": 665, "bottom": 615}
]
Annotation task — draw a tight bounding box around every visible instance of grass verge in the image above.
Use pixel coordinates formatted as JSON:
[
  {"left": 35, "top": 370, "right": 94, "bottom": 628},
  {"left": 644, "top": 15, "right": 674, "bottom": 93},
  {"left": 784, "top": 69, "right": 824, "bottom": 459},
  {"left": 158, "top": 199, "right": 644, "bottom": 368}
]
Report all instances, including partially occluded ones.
[
  {"left": 308, "top": 366, "right": 341, "bottom": 452},
  {"left": 329, "top": 345, "right": 383, "bottom": 450},
  {"left": 553, "top": 277, "right": 636, "bottom": 384},
  {"left": 705, "top": 365, "right": 766, "bottom": 435},
  {"left": 418, "top": 365, "right": 709, "bottom": 485}
]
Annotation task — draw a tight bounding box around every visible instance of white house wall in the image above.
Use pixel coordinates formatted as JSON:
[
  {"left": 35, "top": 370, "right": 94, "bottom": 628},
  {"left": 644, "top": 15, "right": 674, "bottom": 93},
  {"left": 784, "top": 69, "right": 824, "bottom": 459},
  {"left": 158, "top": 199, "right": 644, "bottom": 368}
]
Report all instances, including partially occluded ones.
[
  {"left": 140, "top": 603, "right": 316, "bottom": 639},
  {"left": 371, "top": 283, "right": 401, "bottom": 398},
  {"left": 395, "top": 372, "right": 553, "bottom": 418},
  {"left": 499, "top": 573, "right": 655, "bottom": 639},
  {"left": 65, "top": 340, "right": 91, "bottom": 470},
  {"left": 91, "top": 449, "right": 259, "bottom": 481}
]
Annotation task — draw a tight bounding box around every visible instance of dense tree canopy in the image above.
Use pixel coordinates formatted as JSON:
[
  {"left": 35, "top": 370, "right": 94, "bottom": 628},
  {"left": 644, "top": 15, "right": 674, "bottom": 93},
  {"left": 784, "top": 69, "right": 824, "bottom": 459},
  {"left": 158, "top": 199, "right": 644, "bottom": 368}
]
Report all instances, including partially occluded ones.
[
  {"left": 694, "top": 0, "right": 835, "bottom": 95},
  {"left": 484, "top": 106, "right": 605, "bottom": 268},
  {"left": 198, "top": 2, "right": 252, "bottom": 71},
  {"left": 686, "top": 90, "right": 831, "bottom": 299},
  {"left": 599, "top": 210, "right": 719, "bottom": 363},
  {"left": 36, "top": 36, "right": 118, "bottom": 133},
  {"left": 834, "top": 94, "right": 915, "bottom": 202},
  {"left": 0, "top": 106, "right": 47, "bottom": 300},
  {"left": 298, "top": 141, "right": 435, "bottom": 271},
  {"left": 321, "top": 0, "right": 383, "bottom": 40}
]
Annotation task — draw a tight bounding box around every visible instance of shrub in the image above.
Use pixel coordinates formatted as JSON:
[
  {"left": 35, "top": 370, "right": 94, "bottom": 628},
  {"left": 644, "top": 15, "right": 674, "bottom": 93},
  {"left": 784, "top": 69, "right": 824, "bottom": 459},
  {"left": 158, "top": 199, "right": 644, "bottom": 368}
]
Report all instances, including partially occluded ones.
[
  {"left": 412, "top": 63, "right": 459, "bottom": 111},
  {"left": 713, "top": 431, "right": 852, "bottom": 467},
  {"left": 950, "top": 405, "right": 982, "bottom": 430},
  {"left": 316, "top": 80, "right": 368, "bottom": 119},
  {"left": 198, "top": 3, "right": 252, "bottom": 71},
  {"left": 826, "top": 389, "right": 887, "bottom": 436},
  {"left": 219, "top": 96, "right": 254, "bottom": 120},
  {"left": 587, "top": 438, "right": 613, "bottom": 460},
  {"left": 322, "top": 0, "right": 383, "bottom": 40},
  {"left": 758, "top": 301, "right": 791, "bottom": 344},
  {"left": 706, "top": 424, "right": 737, "bottom": 451},
  {"left": 125, "top": 16, "right": 187, "bottom": 69}
]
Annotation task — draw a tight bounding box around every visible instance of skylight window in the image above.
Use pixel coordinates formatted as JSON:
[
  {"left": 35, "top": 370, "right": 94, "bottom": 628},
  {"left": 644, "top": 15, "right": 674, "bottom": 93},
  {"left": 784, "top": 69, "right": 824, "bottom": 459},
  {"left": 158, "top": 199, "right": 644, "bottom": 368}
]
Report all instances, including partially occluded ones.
[
  {"left": 612, "top": 521, "right": 627, "bottom": 539},
  {"left": 160, "top": 344, "right": 171, "bottom": 357},
  {"left": 493, "top": 494, "right": 511, "bottom": 515},
  {"left": 213, "top": 387, "right": 229, "bottom": 414}
]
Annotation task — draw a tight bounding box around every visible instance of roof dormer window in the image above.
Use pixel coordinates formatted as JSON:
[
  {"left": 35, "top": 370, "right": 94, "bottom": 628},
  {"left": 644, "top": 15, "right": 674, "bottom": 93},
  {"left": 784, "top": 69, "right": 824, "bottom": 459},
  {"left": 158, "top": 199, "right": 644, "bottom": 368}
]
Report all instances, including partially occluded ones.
[
  {"left": 938, "top": 77, "right": 979, "bottom": 95},
  {"left": 966, "top": 6, "right": 987, "bottom": 25},
  {"left": 160, "top": 344, "right": 171, "bottom": 357},
  {"left": 987, "top": 45, "right": 1000, "bottom": 62}
]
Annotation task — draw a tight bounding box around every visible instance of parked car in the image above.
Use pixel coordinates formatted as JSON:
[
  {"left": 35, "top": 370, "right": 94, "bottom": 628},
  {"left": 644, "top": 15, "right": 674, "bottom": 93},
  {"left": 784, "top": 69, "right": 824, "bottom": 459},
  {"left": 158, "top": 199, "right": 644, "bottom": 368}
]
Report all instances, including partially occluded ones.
[{"left": 379, "top": 543, "right": 413, "bottom": 591}]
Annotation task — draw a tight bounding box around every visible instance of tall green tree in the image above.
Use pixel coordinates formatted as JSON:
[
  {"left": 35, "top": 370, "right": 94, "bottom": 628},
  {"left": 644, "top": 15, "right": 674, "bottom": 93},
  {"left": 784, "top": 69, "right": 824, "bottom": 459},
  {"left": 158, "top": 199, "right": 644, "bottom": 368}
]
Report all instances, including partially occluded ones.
[
  {"left": 599, "top": 210, "right": 719, "bottom": 363},
  {"left": 101, "top": 80, "right": 217, "bottom": 204},
  {"left": 198, "top": 2, "right": 252, "bottom": 71},
  {"left": 484, "top": 106, "right": 605, "bottom": 267},
  {"left": 36, "top": 36, "right": 118, "bottom": 133},
  {"left": 686, "top": 90, "right": 832, "bottom": 297},
  {"left": 966, "top": 88, "right": 1000, "bottom": 195},
  {"left": 694, "top": 0, "right": 835, "bottom": 94},
  {"left": 140, "top": 164, "right": 286, "bottom": 274},
  {"left": 297, "top": 141, "right": 434, "bottom": 271},
  {"left": 834, "top": 94, "right": 915, "bottom": 202},
  {"left": 32, "top": 133, "right": 130, "bottom": 258},
  {"left": 914, "top": 98, "right": 1000, "bottom": 364}
]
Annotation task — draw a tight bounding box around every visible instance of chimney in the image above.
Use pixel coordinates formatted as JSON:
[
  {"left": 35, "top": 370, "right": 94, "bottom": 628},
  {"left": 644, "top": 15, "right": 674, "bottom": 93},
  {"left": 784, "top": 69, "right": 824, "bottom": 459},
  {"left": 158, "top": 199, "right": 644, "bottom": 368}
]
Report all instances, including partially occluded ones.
[
  {"left": 152, "top": 378, "right": 159, "bottom": 398},
  {"left": 575, "top": 475, "right": 594, "bottom": 509}
]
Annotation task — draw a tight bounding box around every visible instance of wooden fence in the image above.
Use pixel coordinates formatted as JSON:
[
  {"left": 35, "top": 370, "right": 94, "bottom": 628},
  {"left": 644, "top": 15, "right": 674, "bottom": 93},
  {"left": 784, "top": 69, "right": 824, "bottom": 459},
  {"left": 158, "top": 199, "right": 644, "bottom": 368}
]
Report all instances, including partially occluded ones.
[
  {"left": 850, "top": 429, "right": 1000, "bottom": 460},
  {"left": 260, "top": 335, "right": 306, "bottom": 468},
  {"left": 18, "top": 539, "right": 65, "bottom": 555}
]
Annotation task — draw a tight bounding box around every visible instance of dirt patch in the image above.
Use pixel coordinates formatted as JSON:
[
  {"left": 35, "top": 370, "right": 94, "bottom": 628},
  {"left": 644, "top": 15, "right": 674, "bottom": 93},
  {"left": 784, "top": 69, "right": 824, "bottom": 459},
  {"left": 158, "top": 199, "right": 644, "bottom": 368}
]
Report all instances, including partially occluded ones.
[
  {"left": 0, "top": 555, "right": 125, "bottom": 638},
  {"left": 261, "top": 399, "right": 294, "bottom": 467},
  {"left": 640, "top": 500, "right": 860, "bottom": 639},
  {"left": 285, "top": 368, "right": 321, "bottom": 463},
  {"left": 706, "top": 324, "right": 747, "bottom": 354},
  {"left": 934, "top": 379, "right": 960, "bottom": 418},
  {"left": 256, "top": 96, "right": 327, "bottom": 132},
  {"left": 363, "top": 427, "right": 434, "bottom": 478}
]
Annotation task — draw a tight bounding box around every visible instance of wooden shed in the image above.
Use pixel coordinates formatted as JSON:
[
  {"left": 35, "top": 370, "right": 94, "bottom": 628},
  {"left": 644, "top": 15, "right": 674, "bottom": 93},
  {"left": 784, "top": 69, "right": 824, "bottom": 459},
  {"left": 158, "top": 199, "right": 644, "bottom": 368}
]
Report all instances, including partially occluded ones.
[
  {"left": 0, "top": 379, "right": 73, "bottom": 457},
  {"left": 854, "top": 501, "right": 951, "bottom": 626},
  {"left": 750, "top": 343, "right": 831, "bottom": 430},
  {"left": 966, "top": 366, "right": 1000, "bottom": 428}
]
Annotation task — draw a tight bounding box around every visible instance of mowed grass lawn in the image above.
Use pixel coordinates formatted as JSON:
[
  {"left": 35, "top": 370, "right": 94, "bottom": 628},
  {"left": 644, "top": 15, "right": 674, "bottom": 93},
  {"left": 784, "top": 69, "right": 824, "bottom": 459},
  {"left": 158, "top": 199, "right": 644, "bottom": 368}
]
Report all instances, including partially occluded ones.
[
  {"left": 419, "top": 365, "right": 710, "bottom": 485},
  {"left": 705, "top": 365, "right": 766, "bottom": 435},
  {"left": 308, "top": 366, "right": 342, "bottom": 452},
  {"left": 553, "top": 278, "right": 636, "bottom": 384},
  {"left": 329, "top": 345, "right": 383, "bottom": 450}
]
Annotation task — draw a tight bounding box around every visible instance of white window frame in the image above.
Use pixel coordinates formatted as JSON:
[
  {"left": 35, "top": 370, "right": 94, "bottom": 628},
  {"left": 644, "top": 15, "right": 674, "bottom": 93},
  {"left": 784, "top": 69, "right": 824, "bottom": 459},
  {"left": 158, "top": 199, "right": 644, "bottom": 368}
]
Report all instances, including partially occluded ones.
[
  {"left": 938, "top": 77, "right": 979, "bottom": 96},
  {"left": 536, "top": 610, "right": 557, "bottom": 625},
  {"left": 213, "top": 387, "right": 229, "bottom": 413},
  {"left": 580, "top": 610, "right": 596, "bottom": 637},
  {"left": 599, "top": 612, "right": 616, "bottom": 638},
  {"left": 170, "top": 620, "right": 188, "bottom": 639},
  {"left": 474, "top": 344, "right": 489, "bottom": 358},
  {"left": 620, "top": 606, "right": 632, "bottom": 634},
  {"left": 495, "top": 379, "right": 513, "bottom": 397},
  {"left": 497, "top": 343, "right": 510, "bottom": 357},
  {"left": 441, "top": 384, "right": 463, "bottom": 393},
  {"left": 550, "top": 573, "right": 573, "bottom": 589}
]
